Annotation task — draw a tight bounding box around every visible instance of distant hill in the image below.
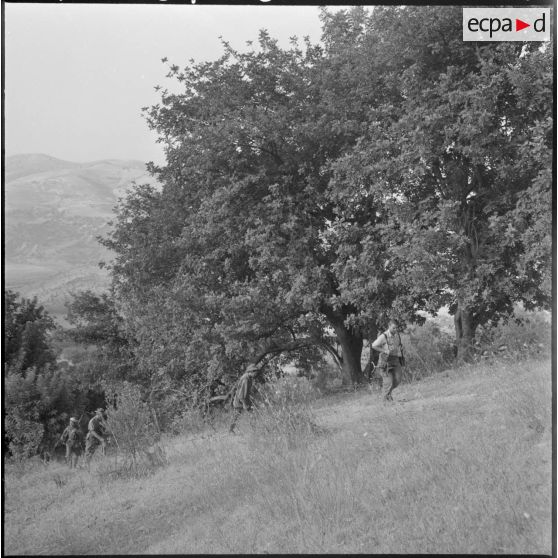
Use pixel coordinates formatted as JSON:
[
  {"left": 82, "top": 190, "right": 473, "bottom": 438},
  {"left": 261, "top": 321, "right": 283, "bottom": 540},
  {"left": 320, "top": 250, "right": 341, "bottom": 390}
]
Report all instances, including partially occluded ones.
[{"left": 4, "top": 154, "right": 159, "bottom": 323}]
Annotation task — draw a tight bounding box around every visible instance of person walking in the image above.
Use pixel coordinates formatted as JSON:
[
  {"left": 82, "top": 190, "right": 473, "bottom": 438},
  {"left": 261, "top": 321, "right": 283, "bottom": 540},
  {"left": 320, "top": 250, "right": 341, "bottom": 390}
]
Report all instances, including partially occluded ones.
[
  {"left": 84, "top": 408, "right": 107, "bottom": 463},
  {"left": 59, "top": 417, "right": 84, "bottom": 469},
  {"left": 372, "top": 319, "right": 406, "bottom": 402},
  {"left": 229, "top": 363, "right": 259, "bottom": 433}
]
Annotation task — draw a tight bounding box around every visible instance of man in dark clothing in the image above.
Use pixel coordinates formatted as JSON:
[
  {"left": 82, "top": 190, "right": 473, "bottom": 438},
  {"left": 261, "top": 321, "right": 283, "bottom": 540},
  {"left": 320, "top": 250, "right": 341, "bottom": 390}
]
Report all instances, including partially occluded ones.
[
  {"left": 372, "top": 320, "right": 406, "bottom": 402},
  {"left": 85, "top": 408, "right": 107, "bottom": 462},
  {"left": 59, "top": 417, "right": 84, "bottom": 468},
  {"left": 229, "top": 363, "right": 258, "bottom": 433}
]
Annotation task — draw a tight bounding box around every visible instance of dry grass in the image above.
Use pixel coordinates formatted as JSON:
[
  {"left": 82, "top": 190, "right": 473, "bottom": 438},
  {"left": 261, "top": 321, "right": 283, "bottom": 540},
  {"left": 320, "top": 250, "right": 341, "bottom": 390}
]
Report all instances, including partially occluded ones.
[{"left": 3, "top": 358, "right": 552, "bottom": 555}]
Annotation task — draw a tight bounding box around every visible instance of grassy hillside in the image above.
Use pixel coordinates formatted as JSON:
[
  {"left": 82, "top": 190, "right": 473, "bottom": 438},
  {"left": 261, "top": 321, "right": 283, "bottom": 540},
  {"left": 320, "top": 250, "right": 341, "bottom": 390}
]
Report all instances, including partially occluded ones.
[{"left": 3, "top": 358, "right": 552, "bottom": 555}]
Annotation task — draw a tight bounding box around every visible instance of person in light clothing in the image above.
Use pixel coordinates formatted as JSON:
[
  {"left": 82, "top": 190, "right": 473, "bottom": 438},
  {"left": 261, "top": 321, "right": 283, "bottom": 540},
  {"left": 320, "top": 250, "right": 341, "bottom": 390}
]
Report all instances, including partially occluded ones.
[
  {"left": 85, "top": 408, "right": 107, "bottom": 462},
  {"left": 372, "top": 319, "right": 406, "bottom": 402}
]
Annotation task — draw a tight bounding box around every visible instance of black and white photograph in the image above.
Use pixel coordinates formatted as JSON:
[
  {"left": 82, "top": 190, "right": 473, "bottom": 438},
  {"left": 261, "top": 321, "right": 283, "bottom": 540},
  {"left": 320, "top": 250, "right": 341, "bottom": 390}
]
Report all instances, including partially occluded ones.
[{"left": 3, "top": 2, "right": 554, "bottom": 554}]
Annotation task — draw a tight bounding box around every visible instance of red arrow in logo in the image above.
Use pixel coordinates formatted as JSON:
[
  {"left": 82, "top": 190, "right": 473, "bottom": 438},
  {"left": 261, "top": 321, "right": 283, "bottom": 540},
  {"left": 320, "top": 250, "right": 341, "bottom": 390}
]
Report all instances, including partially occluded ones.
[{"left": 516, "top": 18, "right": 530, "bottom": 31}]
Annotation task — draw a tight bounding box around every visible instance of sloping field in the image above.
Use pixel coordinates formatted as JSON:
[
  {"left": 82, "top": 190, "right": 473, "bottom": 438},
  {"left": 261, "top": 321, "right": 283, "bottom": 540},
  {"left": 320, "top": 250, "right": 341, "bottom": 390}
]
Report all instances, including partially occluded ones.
[{"left": 3, "top": 359, "right": 552, "bottom": 555}]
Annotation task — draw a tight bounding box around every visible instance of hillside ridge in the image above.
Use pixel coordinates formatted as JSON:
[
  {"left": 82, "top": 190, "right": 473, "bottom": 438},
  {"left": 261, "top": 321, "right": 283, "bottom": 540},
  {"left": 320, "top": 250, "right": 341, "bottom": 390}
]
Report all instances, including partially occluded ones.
[{"left": 5, "top": 153, "right": 158, "bottom": 321}]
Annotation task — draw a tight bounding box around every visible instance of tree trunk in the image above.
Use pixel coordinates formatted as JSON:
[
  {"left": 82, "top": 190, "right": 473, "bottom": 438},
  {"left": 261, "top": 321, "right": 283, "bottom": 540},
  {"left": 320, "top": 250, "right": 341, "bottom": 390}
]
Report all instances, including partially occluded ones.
[
  {"left": 332, "top": 322, "right": 364, "bottom": 386},
  {"left": 454, "top": 301, "right": 476, "bottom": 362}
]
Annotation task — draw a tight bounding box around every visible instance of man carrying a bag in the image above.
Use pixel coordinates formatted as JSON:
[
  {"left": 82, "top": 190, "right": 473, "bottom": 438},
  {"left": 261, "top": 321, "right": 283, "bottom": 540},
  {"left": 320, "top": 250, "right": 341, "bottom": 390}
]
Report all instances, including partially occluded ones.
[{"left": 372, "top": 319, "right": 406, "bottom": 402}]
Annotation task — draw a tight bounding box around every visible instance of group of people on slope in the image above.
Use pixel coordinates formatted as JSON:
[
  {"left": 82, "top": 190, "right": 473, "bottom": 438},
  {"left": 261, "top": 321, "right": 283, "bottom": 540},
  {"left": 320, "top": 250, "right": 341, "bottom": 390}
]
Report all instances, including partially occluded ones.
[
  {"left": 58, "top": 321, "right": 405, "bottom": 446},
  {"left": 57, "top": 408, "right": 108, "bottom": 469},
  {"left": 228, "top": 318, "right": 407, "bottom": 432}
]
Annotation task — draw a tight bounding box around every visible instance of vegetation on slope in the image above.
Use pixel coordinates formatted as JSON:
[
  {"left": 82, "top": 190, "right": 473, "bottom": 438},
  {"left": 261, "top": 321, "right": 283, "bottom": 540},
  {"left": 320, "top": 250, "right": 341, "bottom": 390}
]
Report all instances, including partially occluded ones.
[{"left": 4, "top": 358, "right": 551, "bottom": 555}]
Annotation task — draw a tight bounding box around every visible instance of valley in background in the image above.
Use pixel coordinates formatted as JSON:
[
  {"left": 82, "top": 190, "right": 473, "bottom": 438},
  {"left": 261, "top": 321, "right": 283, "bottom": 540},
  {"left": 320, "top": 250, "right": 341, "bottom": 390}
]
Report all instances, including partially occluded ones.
[{"left": 4, "top": 153, "right": 158, "bottom": 323}]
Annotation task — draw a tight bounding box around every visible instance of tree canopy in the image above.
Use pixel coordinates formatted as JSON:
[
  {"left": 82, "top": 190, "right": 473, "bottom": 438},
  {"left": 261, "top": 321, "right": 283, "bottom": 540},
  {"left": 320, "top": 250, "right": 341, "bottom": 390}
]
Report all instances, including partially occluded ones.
[
  {"left": 100, "top": 6, "right": 551, "bottom": 400},
  {"left": 329, "top": 7, "right": 552, "bottom": 359}
]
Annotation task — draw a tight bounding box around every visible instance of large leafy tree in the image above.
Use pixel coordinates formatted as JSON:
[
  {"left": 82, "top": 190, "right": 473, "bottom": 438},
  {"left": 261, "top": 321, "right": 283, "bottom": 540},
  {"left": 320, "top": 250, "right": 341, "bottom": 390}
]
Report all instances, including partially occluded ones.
[
  {"left": 491, "top": 42, "right": 553, "bottom": 306},
  {"left": 103, "top": 8, "right": 431, "bottom": 390},
  {"left": 102, "top": 4, "right": 551, "bottom": 403},
  {"left": 335, "top": 6, "right": 552, "bottom": 360}
]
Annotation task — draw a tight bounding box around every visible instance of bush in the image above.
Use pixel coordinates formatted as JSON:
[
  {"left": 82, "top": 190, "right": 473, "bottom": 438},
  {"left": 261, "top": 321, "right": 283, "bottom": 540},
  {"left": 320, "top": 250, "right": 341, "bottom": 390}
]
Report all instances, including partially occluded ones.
[
  {"left": 104, "top": 382, "right": 166, "bottom": 471},
  {"left": 475, "top": 309, "right": 550, "bottom": 362},
  {"left": 398, "top": 309, "right": 550, "bottom": 382},
  {"left": 401, "top": 321, "right": 455, "bottom": 381},
  {"left": 5, "top": 413, "right": 44, "bottom": 465}
]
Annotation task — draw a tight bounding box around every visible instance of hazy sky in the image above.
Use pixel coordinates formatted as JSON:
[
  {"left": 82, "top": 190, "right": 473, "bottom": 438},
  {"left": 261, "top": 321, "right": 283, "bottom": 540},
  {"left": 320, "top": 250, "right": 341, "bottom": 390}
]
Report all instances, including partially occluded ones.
[{"left": 5, "top": 4, "right": 344, "bottom": 165}]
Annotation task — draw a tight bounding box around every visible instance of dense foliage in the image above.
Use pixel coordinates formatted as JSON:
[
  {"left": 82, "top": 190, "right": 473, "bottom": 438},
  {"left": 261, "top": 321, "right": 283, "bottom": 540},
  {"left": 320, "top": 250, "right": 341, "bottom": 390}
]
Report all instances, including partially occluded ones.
[
  {"left": 4, "top": 8, "right": 551, "bottom": 454},
  {"left": 100, "top": 5, "right": 550, "bottom": 396},
  {"left": 4, "top": 290, "right": 56, "bottom": 373},
  {"left": 351, "top": 8, "right": 552, "bottom": 359},
  {"left": 4, "top": 291, "right": 104, "bottom": 458}
]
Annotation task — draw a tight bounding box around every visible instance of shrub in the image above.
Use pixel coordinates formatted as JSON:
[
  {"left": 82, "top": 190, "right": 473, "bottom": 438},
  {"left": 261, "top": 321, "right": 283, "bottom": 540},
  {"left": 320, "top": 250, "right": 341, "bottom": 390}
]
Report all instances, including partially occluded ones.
[
  {"left": 103, "top": 382, "right": 166, "bottom": 471},
  {"left": 475, "top": 309, "right": 550, "bottom": 362},
  {"left": 5, "top": 413, "right": 44, "bottom": 467},
  {"left": 401, "top": 321, "right": 455, "bottom": 381}
]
